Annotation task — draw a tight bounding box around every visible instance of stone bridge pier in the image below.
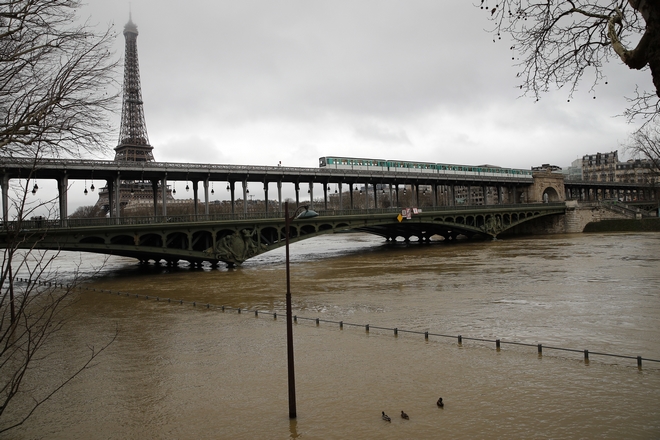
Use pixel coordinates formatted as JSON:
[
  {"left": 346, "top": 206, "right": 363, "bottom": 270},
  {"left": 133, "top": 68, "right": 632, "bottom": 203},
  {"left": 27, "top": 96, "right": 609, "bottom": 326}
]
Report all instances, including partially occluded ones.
[{"left": 528, "top": 171, "right": 566, "bottom": 203}]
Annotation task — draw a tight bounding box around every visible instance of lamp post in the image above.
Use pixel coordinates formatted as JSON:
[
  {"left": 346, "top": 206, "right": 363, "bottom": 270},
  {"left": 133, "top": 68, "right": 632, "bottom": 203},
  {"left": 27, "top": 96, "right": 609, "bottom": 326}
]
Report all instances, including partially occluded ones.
[{"left": 284, "top": 202, "right": 318, "bottom": 419}]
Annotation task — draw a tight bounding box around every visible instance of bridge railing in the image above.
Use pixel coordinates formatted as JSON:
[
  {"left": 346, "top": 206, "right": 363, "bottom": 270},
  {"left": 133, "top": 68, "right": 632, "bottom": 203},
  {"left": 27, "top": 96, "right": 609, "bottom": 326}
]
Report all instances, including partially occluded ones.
[
  {"left": 2, "top": 202, "right": 566, "bottom": 231},
  {"left": 315, "top": 202, "right": 565, "bottom": 218}
]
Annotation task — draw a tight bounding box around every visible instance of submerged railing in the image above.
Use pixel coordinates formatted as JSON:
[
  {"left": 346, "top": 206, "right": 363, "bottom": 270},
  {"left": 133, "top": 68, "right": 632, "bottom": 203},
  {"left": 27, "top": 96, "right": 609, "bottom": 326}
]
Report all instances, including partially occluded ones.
[{"left": 17, "top": 278, "right": 657, "bottom": 370}]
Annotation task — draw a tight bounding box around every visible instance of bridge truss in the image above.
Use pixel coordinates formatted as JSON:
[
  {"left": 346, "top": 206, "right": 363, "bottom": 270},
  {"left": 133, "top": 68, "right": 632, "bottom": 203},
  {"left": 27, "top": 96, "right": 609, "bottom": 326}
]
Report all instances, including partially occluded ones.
[{"left": 1, "top": 203, "right": 566, "bottom": 267}]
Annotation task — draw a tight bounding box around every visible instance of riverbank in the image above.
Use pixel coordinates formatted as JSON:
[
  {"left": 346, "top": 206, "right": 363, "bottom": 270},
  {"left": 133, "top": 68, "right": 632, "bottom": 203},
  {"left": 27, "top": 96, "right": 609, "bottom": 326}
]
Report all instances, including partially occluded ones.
[{"left": 584, "top": 217, "right": 660, "bottom": 232}]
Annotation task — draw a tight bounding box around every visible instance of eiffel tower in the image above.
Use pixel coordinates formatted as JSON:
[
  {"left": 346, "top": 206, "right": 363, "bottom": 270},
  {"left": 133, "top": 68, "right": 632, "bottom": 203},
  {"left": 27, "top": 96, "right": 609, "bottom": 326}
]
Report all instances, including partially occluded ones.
[
  {"left": 114, "top": 14, "right": 154, "bottom": 162},
  {"left": 95, "top": 15, "right": 172, "bottom": 215}
]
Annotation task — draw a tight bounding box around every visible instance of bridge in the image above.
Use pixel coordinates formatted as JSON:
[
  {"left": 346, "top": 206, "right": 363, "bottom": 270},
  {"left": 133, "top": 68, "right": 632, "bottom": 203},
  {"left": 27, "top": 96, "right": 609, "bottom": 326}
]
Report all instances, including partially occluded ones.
[
  {"left": 2, "top": 158, "right": 657, "bottom": 267},
  {"left": 1, "top": 157, "right": 656, "bottom": 224},
  {"left": 0, "top": 203, "right": 567, "bottom": 267}
]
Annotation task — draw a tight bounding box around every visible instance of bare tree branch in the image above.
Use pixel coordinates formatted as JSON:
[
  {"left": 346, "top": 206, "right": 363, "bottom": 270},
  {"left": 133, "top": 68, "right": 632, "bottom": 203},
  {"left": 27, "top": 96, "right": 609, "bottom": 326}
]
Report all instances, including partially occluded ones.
[
  {"left": 625, "top": 122, "right": 660, "bottom": 174},
  {"left": 0, "top": 1, "right": 119, "bottom": 432},
  {"left": 1, "top": 0, "right": 120, "bottom": 159},
  {"left": 480, "top": 0, "right": 660, "bottom": 124}
]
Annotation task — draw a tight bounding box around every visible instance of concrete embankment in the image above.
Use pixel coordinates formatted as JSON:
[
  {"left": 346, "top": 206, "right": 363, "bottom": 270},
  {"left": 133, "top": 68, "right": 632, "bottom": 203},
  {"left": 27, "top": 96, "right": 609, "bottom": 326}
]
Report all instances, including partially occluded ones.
[{"left": 584, "top": 218, "right": 660, "bottom": 233}]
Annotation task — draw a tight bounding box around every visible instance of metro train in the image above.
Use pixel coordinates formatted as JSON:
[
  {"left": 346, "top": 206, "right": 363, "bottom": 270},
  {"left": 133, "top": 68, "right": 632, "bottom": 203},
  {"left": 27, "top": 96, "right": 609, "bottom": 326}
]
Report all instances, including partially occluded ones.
[{"left": 318, "top": 156, "right": 533, "bottom": 179}]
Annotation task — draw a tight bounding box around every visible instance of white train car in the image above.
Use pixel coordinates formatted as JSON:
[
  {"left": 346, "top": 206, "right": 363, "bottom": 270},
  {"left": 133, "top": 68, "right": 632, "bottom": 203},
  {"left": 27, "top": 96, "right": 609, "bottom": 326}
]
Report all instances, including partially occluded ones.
[
  {"left": 319, "top": 157, "right": 389, "bottom": 172},
  {"left": 319, "top": 157, "right": 533, "bottom": 179}
]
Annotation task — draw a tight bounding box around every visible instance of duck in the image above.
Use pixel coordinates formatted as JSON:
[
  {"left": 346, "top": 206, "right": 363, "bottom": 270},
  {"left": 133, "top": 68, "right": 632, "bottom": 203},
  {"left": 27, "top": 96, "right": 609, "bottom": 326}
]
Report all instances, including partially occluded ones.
[
  {"left": 382, "top": 411, "right": 391, "bottom": 422},
  {"left": 437, "top": 397, "right": 444, "bottom": 408},
  {"left": 401, "top": 410, "right": 409, "bottom": 420}
]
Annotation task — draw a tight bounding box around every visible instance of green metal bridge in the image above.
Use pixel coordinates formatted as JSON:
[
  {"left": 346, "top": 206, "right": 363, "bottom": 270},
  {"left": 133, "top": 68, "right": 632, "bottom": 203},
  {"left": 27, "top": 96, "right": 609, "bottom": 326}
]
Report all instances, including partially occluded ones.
[{"left": 1, "top": 203, "right": 566, "bottom": 267}]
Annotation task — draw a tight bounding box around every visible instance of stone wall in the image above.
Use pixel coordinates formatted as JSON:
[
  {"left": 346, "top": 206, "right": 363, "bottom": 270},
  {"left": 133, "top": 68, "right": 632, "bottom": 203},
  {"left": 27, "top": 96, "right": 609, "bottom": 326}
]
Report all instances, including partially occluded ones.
[
  {"left": 563, "top": 201, "right": 632, "bottom": 233},
  {"left": 501, "top": 201, "right": 634, "bottom": 236},
  {"left": 528, "top": 171, "right": 566, "bottom": 203}
]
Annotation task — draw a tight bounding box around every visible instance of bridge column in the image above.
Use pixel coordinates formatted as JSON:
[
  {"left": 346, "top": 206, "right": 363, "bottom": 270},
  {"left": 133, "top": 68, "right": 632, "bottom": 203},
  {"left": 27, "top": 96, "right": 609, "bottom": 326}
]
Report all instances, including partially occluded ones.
[
  {"left": 308, "top": 182, "right": 314, "bottom": 210},
  {"left": 432, "top": 184, "right": 437, "bottom": 207},
  {"left": 414, "top": 184, "right": 419, "bottom": 207},
  {"left": 264, "top": 183, "right": 269, "bottom": 214},
  {"left": 112, "top": 175, "right": 121, "bottom": 220},
  {"left": 192, "top": 181, "right": 199, "bottom": 217},
  {"left": 204, "top": 177, "right": 209, "bottom": 215},
  {"left": 294, "top": 182, "right": 300, "bottom": 206},
  {"left": 229, "top": 181, "right": 235, "bottom": 214},
  {"left": 57, "top": 174, "right": 68, "bottom": 227},
  {"left": 242, "top": 180, "right": 248, "bottom": 215},
  {"left": 161, "top": 175, "right": 167, "bottom": 217},
  {"left": 151, "top": 180, "right": 158, "bottom": 216},
  {"left": 482, "top": 185, "right": 488, "bottom": 206},
  {"left": 1, "top": 174, "right": 8, "bottom": 227},
  {"left": 323, "top": 184, "right": 328, "bottom": 210},
  {"left": 338, "top": 182, "right": 343, "bottom": 209},
  {"left": 106, "top": 179, "right": 113, "bottom": 217},
  {"left": 349, "top": 184, "right": 354, "bottom": 209},
  {"left": 373, "top": 183, "right": 378, "bottom": 209},
  {"left": 277, "top": 181, "right": 282, "bottom": 214}
]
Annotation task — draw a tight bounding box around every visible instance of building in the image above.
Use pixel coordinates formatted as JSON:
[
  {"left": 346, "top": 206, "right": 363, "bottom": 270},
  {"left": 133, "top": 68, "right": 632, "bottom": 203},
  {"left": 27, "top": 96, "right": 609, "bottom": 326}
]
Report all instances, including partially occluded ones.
[
  {"left": 617, "top": 159, "right": 658, "bottom": 184},
  {"left": 577, "top": 150, "right": 657, "bottom": 186},
  {"left": 565, "top": 158, "right": 583, "bottom": 181},
  {"left": 582, "top": 151, "right": 618, "bottom": 182}
]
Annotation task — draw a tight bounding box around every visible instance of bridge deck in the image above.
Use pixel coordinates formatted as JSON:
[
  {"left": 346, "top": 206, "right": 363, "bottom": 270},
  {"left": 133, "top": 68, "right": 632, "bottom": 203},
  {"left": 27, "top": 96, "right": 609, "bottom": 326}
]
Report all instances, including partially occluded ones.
[{"left": 2, "top": 203, "right": 567, "bottom": 267}]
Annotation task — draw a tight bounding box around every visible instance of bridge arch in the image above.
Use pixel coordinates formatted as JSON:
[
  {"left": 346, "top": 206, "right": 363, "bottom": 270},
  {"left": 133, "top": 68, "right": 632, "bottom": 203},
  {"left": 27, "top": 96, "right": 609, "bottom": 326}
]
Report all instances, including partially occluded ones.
[
  {"left": 140, "top": 233, "right": 163, "bottom": 247},
  {"left": 166, "top": 232, "right": 189, "bottom": 250},
  {"left": 3, "top": 204, "right": 567, "bottom": 267},
  {"left": 529, "top": 170, "right": 566, "bottom": 202},
  {"left": 79, "top": 236, "right": 105, "bottom": 245},
  {"left": 110, "top": 234, "right": 135, "bottom": 246},
  {"left": 542, "top": 187, "right": 561, "bottom": 202}
]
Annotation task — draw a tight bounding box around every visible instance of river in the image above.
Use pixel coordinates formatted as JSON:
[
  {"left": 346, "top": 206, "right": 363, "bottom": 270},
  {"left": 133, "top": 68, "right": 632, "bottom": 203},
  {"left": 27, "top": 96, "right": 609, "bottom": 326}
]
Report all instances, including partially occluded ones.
[{"left": 4, "top": 232, "right": 660, "bottom": 439}]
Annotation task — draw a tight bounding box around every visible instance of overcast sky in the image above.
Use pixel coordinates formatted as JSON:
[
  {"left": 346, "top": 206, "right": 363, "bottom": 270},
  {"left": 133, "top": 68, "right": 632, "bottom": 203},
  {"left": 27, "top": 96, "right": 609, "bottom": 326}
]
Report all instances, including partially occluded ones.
[
  {"left": 77, "top": 0, "right": 652, "bottom": 169},
  {"left": 26, "top": 0, "right": 653, "bottom": 212}
]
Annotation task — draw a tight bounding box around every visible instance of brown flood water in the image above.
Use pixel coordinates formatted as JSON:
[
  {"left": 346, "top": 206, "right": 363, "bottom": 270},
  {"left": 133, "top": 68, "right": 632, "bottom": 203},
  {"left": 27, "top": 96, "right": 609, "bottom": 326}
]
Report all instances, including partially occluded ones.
[{"left": 5, "top": 232, "right": 660, "bottom": 439}]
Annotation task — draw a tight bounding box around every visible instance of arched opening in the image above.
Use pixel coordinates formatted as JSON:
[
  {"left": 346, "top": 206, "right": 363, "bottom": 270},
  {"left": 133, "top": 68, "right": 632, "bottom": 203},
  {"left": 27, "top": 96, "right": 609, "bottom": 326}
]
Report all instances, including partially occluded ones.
[{"left": 542, "top": 186, "right": 560, "bottom": 202}]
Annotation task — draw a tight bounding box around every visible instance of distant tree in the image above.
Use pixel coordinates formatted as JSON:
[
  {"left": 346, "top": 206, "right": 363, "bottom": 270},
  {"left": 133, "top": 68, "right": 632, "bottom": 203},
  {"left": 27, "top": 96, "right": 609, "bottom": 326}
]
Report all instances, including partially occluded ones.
[
  {"left": 626, "top": 122, "right": 660, "bottom": 173},
  {"left": 1, "top": 0, "right": 119, "bottom": 432},
  {"left": 480, "top": 0, "right": 660, "bottom": 124},
  {"left": 69, "top": 204, "right": 104, "bottom": 218}
]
